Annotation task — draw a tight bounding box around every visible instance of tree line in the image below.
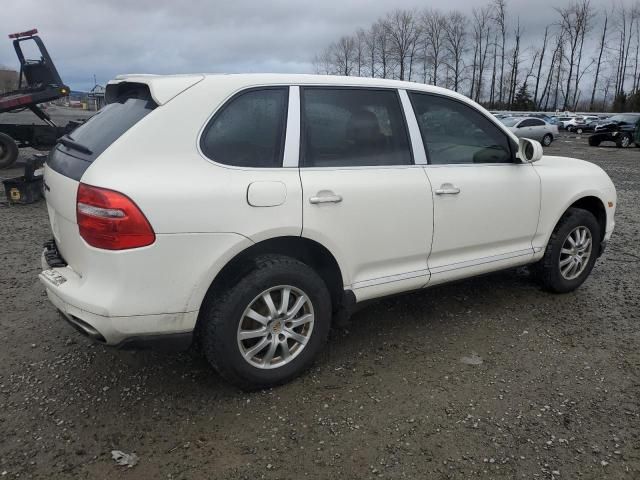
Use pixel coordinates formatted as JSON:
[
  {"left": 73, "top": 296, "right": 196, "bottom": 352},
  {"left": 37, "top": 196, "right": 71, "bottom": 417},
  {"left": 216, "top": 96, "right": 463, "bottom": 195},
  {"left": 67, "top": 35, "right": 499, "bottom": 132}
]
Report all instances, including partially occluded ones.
[{"left": 312, "top": 0, "right": 640, "bottom": 112}]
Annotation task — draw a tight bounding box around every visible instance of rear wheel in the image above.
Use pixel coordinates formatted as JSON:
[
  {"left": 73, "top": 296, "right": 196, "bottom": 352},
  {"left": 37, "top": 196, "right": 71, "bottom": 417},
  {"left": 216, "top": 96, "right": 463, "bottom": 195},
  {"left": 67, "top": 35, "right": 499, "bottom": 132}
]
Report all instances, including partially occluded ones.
[
  {"left": 617, "top": 133, "right": 632, "bottom": 148},
  {"left": 0, "top": 133, "right": 18, "bottom": 169},
  {"left": 536, "top": 208, "right": 601, "bottom": 293},
  {"left": 201, "top": 255, "right": 331, "bottom": 390},
  {"left": 542, "top": 133, "right": 553, "bottom": 146},
  {"left": 576, "top": 128, "right": 583, "bottom": 134}
]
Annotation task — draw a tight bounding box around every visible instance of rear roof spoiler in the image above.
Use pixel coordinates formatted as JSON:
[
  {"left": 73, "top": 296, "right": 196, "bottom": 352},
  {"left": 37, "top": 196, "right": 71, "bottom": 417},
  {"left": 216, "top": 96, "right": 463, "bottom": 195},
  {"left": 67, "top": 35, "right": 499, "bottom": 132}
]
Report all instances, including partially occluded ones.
[{"left": 106, "top": 74, "right": 204, "bottom": 105}]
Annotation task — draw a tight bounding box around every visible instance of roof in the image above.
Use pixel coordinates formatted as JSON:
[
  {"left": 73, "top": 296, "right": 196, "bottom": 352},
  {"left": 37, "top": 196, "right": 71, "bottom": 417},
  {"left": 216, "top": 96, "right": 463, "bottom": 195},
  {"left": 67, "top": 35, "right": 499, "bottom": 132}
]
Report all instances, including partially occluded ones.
[{"left": 107, "top": 73, "right": 467, "bottom": 105}]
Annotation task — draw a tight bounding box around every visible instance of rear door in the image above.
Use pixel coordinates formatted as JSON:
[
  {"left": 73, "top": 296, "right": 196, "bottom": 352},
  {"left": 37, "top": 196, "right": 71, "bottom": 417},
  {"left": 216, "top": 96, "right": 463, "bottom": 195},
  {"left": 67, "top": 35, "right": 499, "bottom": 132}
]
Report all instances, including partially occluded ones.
[{"left": 298, "top": 87, "right": 433, "bottom": 301}]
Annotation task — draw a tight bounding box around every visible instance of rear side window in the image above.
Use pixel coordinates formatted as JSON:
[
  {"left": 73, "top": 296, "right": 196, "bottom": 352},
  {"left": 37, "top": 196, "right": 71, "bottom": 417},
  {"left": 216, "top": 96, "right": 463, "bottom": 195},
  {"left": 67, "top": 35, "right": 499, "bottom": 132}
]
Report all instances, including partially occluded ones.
[
  {"left": 301, "top": 88, "right": 412, "bottom": 167},
  {"left": 47, "top": 83, "right": 156, "bottom": 180},
  {"left": 409, "top": 92, "right": 514, "bottom": 165},
  {"left": 200, "top": 88, "right": 288, "bottom": 168}
]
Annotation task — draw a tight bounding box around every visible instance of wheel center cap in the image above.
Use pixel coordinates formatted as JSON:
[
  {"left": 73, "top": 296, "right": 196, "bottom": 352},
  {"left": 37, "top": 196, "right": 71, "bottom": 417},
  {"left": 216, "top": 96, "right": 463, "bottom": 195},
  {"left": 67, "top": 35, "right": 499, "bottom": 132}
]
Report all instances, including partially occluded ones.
[{"left": 271, "top": 320, "right": 283, "bottom": 334}]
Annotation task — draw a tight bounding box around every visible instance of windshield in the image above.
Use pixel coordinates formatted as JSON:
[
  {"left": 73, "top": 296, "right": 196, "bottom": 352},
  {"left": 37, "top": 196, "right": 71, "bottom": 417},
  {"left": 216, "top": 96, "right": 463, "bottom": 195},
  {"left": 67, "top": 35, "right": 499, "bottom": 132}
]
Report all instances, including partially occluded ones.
[{"left": 500, "top": 117, "right": 520, "bottom": 127}]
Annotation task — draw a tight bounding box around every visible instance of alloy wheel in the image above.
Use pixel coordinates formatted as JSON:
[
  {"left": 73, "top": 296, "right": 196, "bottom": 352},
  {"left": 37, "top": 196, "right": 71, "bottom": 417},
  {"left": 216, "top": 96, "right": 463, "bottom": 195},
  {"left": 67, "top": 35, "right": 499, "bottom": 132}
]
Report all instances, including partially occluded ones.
[
  {"left": 559, "top": 226, "right": 593, "bottom": 280},
  {"left": 237, "top": 285, "right": 314, "bottom": 369}
]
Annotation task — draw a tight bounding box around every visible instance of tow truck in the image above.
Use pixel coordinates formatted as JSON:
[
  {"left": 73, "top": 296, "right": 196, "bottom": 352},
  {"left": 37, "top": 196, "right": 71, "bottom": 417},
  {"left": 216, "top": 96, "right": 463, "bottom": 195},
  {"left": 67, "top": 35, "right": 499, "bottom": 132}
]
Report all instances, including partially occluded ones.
[{"left": 0, "top": 29, "right": 81, "bottom": 168}]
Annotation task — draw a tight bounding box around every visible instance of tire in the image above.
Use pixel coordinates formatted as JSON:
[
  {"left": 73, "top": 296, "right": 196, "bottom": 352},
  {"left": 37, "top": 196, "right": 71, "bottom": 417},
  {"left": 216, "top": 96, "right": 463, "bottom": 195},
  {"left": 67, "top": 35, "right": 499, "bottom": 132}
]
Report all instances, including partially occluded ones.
[
  {"left": 0, "top": 133, "right": 18, "bottom": 169},
  {"left": 542, "top": 133, "right": 553, "bottom": 146},
  {"left": 201, "top": 254, "right": 332, "bottom": 390},
  {"left": 588, "top": 136, "right": 601, "bottom": 147},
  {"left": 616, "top": 133, "right": 632, "bottom": 148},
  {"left": 536, "top": 208, "right": 601, "bottom": 293}
]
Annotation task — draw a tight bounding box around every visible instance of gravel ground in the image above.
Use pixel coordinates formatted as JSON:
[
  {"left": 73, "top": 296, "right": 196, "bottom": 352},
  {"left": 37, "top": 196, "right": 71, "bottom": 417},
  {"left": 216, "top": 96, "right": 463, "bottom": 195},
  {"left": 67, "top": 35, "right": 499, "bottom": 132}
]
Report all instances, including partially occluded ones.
[{"left": 0, "top": 134, "right": 639, "bottom": 479}]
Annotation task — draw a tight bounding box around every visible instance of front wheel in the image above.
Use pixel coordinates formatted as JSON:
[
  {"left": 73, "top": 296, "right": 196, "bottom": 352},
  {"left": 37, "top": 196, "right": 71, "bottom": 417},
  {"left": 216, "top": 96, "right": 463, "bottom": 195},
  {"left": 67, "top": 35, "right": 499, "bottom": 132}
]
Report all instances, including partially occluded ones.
[
  {"left": 576, "top": 128, "right": 583, "bottom": 134},
  {"left": 588, "top": 136, "right": 601, "bottom": 147},
  {"left": 542, "top": 133, "right": 553, "bottom": 146},
  {"left": 201, "top": 255, "right": 331, "bottom": 390},
  {"left": 617, "top": 133, "right": 632, "bottom": 148},
  {"left": 536, "top": 208, "right": 601, "bottom": 293}
]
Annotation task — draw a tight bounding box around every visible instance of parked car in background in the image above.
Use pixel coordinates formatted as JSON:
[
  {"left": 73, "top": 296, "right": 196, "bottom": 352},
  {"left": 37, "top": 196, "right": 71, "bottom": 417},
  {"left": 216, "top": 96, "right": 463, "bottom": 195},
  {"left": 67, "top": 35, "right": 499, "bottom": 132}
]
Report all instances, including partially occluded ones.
[
  {"left": 500, "top": 116, "right": 558, "bottom": 146},
  {"left": 589, "top": 113, "right": 640, "bottom": 148},
  {"left": 563, "top": 116, "right": 588, "bottom": 130},
  {"left": 555, "top": 116, "right": 576, "bottom": 129},
  {"left": 529, "top": 113, "right": 554, "bottom": 123},
  {"left": 567, "top": 116, "right": 601, "bottom": 134},
  {"left": 39, "top": 74, "right": 616, "bottom": 389}
]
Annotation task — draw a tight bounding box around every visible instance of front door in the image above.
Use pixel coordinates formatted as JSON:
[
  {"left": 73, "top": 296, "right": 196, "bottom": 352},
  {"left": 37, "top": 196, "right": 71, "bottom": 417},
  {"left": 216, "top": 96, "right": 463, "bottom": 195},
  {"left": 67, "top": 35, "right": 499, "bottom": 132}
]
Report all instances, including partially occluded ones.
[
  {"left": 298, "top": 87, "right": 433, "bottom": 301},
  {"left": 408, "top": 91, "right": 541, "bottom": 285}
]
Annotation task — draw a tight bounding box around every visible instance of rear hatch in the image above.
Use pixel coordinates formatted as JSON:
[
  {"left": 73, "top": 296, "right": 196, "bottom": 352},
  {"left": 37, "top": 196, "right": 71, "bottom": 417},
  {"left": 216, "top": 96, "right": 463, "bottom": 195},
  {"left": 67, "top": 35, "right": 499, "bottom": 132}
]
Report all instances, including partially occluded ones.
[{"left": 44, "top": 82, "right": 157, "bottom": 272}]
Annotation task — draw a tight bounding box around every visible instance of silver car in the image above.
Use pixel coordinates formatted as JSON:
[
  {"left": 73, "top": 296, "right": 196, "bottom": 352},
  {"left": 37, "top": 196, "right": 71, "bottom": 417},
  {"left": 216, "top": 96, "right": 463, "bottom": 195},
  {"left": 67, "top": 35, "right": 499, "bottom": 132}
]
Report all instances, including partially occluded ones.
[{"left": 500, "top": 117, "right": 558, "bottom": 146}]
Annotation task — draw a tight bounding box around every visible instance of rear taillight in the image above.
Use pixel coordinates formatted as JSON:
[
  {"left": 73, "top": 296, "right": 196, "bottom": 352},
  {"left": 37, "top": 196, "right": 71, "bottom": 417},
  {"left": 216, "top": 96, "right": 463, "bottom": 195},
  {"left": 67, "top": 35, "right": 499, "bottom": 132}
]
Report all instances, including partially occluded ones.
[{"left": 76, "top": 183, "right": 155, "bottom": 250}]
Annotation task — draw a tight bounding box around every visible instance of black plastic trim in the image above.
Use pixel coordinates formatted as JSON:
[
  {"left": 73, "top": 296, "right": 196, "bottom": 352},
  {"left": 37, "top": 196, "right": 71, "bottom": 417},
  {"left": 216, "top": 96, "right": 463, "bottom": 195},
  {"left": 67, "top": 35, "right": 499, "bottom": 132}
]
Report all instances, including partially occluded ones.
[{"left": 115, "top": 332, "right": 193, "bottom": 351}]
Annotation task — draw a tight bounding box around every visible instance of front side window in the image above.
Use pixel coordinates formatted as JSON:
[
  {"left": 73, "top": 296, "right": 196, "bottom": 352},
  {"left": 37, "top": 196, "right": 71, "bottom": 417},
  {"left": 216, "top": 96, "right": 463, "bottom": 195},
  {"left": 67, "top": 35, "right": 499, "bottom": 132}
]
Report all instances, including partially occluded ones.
[
  {"left": 201, "top": 88, "right": 288, "bottom": 168},
  {"left": 301, "top": 88, "right": 412, "bottom": 167},
  {"left": 409, "top": 92, "right": 514, "bottom": 165}
]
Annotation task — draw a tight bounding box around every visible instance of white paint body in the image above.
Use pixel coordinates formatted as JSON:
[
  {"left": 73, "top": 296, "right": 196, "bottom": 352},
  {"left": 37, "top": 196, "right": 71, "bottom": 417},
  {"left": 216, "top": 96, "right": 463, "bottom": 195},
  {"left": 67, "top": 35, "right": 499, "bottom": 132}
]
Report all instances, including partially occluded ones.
[{"left": 39, "top": 74, "right": 617, "bottom": 345}]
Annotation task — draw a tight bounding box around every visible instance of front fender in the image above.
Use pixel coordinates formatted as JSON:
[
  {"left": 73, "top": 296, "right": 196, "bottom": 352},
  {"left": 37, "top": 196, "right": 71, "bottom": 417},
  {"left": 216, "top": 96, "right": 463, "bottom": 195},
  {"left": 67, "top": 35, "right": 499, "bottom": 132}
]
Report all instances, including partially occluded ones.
[{"left": 532, "top": 156, "right": 616, "bottom": 252}]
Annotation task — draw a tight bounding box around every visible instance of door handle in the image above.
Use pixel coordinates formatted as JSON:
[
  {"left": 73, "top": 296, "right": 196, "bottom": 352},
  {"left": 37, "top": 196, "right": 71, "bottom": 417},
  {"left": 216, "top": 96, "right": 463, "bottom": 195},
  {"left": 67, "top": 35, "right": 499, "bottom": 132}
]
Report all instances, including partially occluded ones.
[
  {"left": 309, "top": 193, "right": 343, "bottom": 204},
  {"left": 435, "top": 184, "right": 461, "bottom": 195}
]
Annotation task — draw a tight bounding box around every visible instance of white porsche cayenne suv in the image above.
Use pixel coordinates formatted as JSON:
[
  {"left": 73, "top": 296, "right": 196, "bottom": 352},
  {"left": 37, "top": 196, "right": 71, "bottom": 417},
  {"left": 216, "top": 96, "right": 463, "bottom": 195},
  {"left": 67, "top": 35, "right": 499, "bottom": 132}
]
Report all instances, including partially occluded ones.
[{"left": 40, "top": 74, "right": 616, "bottom": 390}]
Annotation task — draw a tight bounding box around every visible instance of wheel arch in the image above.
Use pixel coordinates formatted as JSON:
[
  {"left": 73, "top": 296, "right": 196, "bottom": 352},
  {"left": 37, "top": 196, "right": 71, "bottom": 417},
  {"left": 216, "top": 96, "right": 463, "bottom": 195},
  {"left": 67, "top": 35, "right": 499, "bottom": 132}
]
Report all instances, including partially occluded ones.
[
  {"left": 545, "top": 195, "right": 607, "bottom": 245},
  {"left": 194, "top": 236, "right": 347, "bottom": 336},
  {"left": 568, "top": 196, "right": 607, "bottom": 240}
]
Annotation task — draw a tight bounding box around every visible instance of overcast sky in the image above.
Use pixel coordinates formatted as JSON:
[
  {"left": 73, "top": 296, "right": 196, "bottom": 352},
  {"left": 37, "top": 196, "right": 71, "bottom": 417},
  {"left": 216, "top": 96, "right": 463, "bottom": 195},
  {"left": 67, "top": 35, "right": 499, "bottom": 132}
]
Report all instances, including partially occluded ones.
[{"left": 2, "top": 0, "right": 614, "bottom": 91}]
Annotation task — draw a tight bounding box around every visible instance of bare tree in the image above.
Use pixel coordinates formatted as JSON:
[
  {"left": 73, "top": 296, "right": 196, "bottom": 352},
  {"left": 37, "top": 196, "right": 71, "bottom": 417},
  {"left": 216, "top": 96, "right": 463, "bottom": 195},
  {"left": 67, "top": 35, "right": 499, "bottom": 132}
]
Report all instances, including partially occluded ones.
[
  {"left": 533, "top": 26, "right": 550, "bottom": 107},
  {"left": 590, "top": 13, "right": 608, "bottom": 110},
  {"left": 311, "top": 0, "right": 637, "bottom": 112},
  {"left": 333, "top": 36, "right": 356, "bottom": 76},
  {"left": 354, "top": 29, "right": 366, "bottom": 77},
  {"left": 363, "top": 24, "right": 379, "bottom": 77},
  {"left": 383, "top": 9, "right": 421, "bottom": 81},
  {"left": 312, "top": 49, "right": 334, "bottom": 75},
  {"left": 556, "top": 0, "right": 593, "bottom": 110},
  {"left": 612, "top": 2, "right": 638, "bottom": 96},
  {"left": 493, "top": 0, "right": 508, "bottom": 104},
  {"left": 470, "top": 6, "right": 493, "bottom": 102},
  {"left": 422, "top": 9, "right": 447, "bottom": 85},
  {"left": 489, "top": 34, "right": 498, "bottom": 106},
  {"left": 444, "top": 11, "right": 468, "bottom": 92},
  {"left": 507, "top": 18, "right": 522, "bottom": 105},
  {"left": 375, "top": 20, "right": 391, "bottom": 79}
]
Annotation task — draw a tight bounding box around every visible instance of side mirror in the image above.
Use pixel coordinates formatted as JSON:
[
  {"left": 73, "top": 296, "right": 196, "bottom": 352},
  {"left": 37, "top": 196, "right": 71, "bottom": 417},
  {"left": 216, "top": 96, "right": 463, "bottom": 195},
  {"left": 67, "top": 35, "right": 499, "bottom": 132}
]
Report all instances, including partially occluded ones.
[{"left": 518, "top": 138, "right": 543, "bottom": 163}]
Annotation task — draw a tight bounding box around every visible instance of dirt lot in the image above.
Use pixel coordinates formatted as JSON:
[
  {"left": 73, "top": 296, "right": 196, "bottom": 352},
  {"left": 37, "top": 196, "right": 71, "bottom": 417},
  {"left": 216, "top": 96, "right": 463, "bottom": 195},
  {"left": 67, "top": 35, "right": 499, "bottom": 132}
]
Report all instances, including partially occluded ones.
[{"left": 0, "top": 134, "right": 639, "bottom": 479}]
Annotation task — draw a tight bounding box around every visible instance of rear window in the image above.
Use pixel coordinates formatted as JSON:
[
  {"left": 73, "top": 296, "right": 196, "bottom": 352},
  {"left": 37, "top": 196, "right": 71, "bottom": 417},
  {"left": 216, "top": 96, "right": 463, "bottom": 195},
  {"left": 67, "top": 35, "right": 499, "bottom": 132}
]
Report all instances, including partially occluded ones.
[{"left": 47, "top": 83, "right": 156, "bottom": 180}]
